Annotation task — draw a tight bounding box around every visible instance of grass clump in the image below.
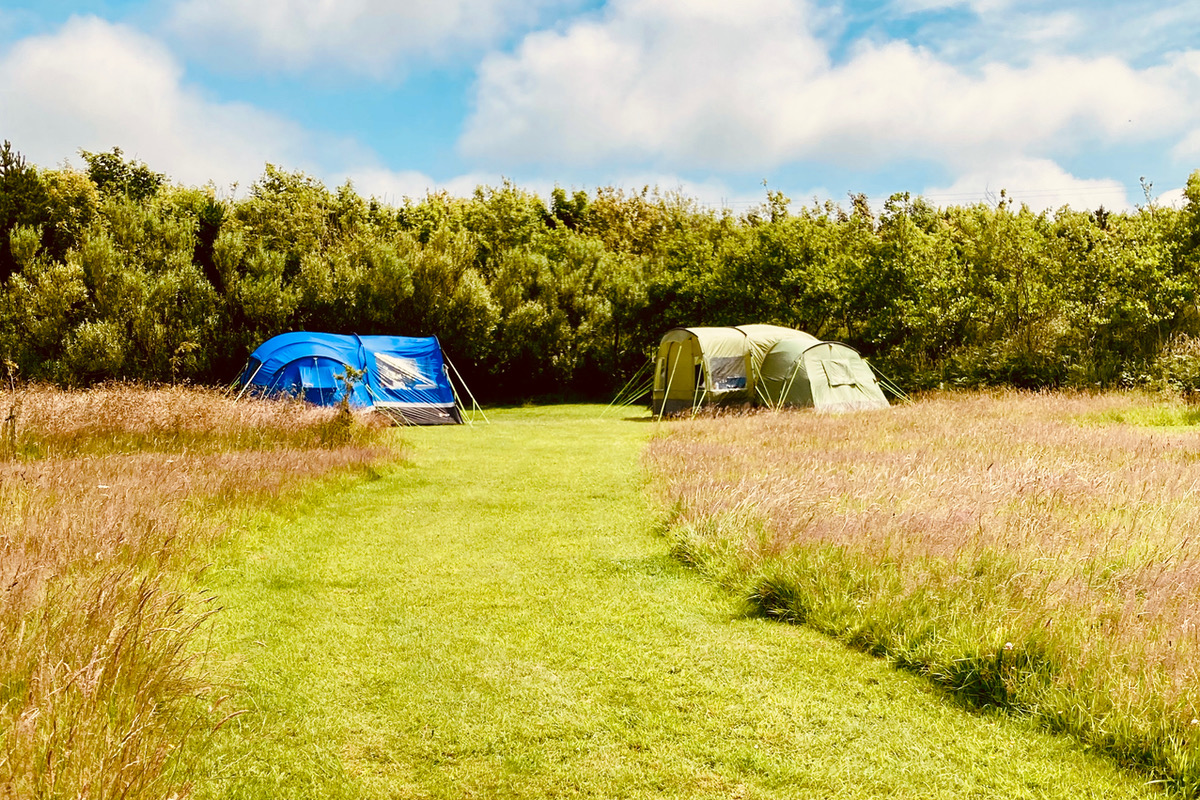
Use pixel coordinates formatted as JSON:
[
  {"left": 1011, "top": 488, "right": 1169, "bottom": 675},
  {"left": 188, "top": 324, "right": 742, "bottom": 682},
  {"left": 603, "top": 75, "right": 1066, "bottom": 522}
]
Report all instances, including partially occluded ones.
[
  {"left": 645, "top": 390, "right": 1200, "bottom": 795},
  {"left": 0, "top": 383, "right": 390, "bottom": 800}
]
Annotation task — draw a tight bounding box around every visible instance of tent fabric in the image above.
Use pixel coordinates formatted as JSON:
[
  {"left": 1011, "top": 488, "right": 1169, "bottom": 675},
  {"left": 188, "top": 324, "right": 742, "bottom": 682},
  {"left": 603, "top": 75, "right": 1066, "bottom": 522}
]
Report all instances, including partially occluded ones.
[
  {"left": 652, "top": 327, "right": 754, "bottom": 415},
  {"left": 734, "top": 324, "right": 819, "bottom": 403},
  {"left": 651, "top": 324, "right": 890, "bottom": 415},
  {"left": 735, "top": 324, "right": 819, "bottom": 373},
  {"left": 240, "top": 332, "right": 462, "bottom": 425},
  {"left": 760, "top": 340, "right": 888, "bottom": 411}
]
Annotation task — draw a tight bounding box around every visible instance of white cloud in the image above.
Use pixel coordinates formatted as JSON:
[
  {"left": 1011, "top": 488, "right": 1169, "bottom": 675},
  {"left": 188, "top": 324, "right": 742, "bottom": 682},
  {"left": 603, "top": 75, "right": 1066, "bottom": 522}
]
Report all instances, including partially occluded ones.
[
  {"left": 922, "top": 158, "right": 1132, "bottom": 212},
  {"left": 1168, "top": 52, "right": 1200, "bottom": 162},
  {"left": 0, "top": 16, "right": 347, "bottom": 188},
  {"left": 1156, "top": 186, "right": 1187, "bottom": 209},
  {"left": 461, "top": 0, "right": 1188, "bottom": 173},
  {"left": 344, "top": 167, "right": 445, "bottom": 202},
  {"left": 886, "top": 1, "right": 1200, "bottom": 67},
  {"left": 585, "top": 171, "right": 789, "bottom": 213},
  {"left": 168, "top": 0, "right": 574, "bottom": 76},
  {"left": 1174, "top": 129, "right": 1200, "bottom": 162},
  {"left": 344, "top": 166, "right": 792, "bottom": 215},
  {"left": 463, "top": 0, "right": 826, "bottom": 168},
  {"left": 344, "top": 166, "right": 507, "bottom": 202}
]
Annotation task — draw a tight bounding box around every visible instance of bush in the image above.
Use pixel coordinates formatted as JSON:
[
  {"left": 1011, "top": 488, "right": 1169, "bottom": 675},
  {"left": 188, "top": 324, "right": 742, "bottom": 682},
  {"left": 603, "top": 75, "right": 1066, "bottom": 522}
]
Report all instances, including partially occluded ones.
[{"left": 1155, "top": 334, "right": 1200, "bottom": 394}]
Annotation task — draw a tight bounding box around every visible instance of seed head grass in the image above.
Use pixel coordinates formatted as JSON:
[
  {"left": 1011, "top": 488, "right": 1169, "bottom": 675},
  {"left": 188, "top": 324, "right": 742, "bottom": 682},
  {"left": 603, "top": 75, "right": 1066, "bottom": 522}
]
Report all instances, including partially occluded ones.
[
  {"left": 645, "top": 390, "right": 1200, "bottom": 795},
  {"left": 0, "top": 384, "right": 390, "bottom": 800}
]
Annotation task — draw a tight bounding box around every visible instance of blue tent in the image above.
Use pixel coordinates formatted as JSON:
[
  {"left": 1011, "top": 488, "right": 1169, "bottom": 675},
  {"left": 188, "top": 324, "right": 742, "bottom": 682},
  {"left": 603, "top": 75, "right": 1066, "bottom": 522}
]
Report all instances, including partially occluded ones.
[{"left": 239, "top": 332, "right": 462, "bottom": 425}]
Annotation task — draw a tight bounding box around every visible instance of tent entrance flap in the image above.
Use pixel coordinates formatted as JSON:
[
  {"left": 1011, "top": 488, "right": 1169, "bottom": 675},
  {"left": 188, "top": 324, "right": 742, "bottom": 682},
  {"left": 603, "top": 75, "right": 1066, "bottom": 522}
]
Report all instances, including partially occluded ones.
[
  {"left": 821, "top": 359, "right": 856, "bottom": 387},
  {"left": 298, "top": 362, "right": 338, "bottom": 389}
]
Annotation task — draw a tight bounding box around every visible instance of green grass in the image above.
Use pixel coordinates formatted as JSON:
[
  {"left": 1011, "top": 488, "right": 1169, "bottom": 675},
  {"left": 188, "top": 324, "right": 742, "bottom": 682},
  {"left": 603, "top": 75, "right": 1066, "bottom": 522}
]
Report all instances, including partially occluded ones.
[
  {"left": 192, "top": 405, "right": 1157, "bottom": 799},
  {"left": 1083, "top": 397, "right": 1200, "bottom": 430}
]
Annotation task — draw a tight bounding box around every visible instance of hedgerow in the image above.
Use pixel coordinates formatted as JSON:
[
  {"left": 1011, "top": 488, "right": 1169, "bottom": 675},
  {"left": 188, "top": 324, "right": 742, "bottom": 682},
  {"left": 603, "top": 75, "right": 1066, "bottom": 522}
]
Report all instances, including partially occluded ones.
[{"left": 3, "top": 141, "right": 1200, "bottom": 400}]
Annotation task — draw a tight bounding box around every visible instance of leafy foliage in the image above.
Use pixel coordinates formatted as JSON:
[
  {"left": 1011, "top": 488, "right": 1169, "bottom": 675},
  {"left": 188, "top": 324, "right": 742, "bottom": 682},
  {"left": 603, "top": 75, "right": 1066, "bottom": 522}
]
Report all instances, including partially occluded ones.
[
  {"left": 1, "top": 141, "right": 1199, "bottom": 400},
  {"left": 80, "top": 146, "right": 165, "bottom": 202}
]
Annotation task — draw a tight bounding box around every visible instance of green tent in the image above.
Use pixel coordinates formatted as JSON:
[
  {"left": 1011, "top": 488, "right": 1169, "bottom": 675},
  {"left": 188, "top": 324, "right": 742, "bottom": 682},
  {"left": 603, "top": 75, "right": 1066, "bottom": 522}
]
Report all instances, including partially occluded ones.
[
  {"left": 760, "top": 339, "right": 888, "bottom": 411},
  {"left": 650, "top": 323, "right": 890, "bottom": 416}
]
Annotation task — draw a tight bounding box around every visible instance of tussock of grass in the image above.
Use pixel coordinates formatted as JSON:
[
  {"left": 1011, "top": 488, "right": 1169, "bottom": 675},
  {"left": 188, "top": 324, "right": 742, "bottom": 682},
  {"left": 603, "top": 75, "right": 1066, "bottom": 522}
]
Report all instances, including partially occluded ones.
[
  {"left": 645, "top": 390, "right": 1200, "bottom": 795},
  {"left": 0, "top": 384, "right": 390, "bottom": 800}
]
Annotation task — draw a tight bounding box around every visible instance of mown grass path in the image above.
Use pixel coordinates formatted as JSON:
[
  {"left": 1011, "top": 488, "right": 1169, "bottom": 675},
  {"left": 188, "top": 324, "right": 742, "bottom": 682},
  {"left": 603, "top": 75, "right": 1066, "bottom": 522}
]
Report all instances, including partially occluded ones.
[{"left": 195, "top": 406, "right": 1156, "bottom": 799}]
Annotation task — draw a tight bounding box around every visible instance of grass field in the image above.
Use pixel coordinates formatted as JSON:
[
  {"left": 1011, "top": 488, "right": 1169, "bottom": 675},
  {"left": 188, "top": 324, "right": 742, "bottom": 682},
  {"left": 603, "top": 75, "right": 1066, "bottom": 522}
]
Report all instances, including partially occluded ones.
[
  {"left": 646, "top": 390, "right": 1200, "bottom": 795},
  {"left": 0, "top": 385, "right": 387, "bottom": 800},
  {"left": 191, "top": 404, "right": 1155, "bottom": 799}
]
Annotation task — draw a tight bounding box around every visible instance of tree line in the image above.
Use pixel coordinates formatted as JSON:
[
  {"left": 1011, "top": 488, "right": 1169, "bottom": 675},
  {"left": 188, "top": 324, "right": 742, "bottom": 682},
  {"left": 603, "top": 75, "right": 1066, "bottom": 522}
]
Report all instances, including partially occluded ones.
[{"left": 3, "top": 140, "right": 1200, "bottom": 401}]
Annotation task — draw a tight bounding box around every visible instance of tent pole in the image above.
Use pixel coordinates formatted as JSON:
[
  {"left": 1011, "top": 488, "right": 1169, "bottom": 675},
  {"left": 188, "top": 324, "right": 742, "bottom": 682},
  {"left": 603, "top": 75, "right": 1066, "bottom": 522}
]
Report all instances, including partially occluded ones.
[
  {"left": 223, "top": 364, "right": 248, "bottom": 398},
  {"left": 691, "top": 359, "right": 708, "bottom": 418},
  {"left": 444, "top": 366, "right": 474, "bottom": 427},
  {"left": 779, "top": 362, "right": 805, "bottom": 411},
  {"left": 752, "top": 359, "right": 774, "bottom": 409},
  {"left": 755, "top": 382, "right": 772, "bottom": 409},
  {"left": 657, "top": 345, "right": 679, "bottom": 423},
  {"left": 750, "top": 357, "right": 768, "bottom": 408},
  {"left": 234, "top": 361, "right": 264, "bottom": 402},
  {"left": 443, "top": 354, "right": 490, "bottom": 424}
]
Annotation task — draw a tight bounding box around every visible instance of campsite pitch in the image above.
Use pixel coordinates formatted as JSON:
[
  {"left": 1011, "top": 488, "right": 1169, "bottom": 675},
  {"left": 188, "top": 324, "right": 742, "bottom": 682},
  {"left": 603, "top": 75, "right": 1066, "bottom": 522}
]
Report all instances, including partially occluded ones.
[{"left": 193, "top": 406, "right": 1155, "bottom": 799}]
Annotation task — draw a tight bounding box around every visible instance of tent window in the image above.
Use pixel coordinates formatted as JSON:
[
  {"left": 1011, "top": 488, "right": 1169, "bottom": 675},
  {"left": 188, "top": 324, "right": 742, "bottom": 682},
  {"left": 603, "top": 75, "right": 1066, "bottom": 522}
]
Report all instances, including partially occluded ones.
[
  {"left": 376, "top": 353, "right": 436, "bottom": 390},
  {"left": 822, "top": 359, "right": 856, "bottom": 387},
  {"left": 708, "top": 356, "right": 746, "bottom": 392}
]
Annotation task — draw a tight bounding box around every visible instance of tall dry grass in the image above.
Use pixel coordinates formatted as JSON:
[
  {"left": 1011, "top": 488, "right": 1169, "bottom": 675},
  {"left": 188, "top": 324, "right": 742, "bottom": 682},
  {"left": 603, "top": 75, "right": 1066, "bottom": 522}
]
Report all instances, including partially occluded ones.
[
  {"left": 645, "top": 391, "right": 1200, "bottom": 794},
  {"left": 0, "top": 384, "right": 389, "bottom": 799}
]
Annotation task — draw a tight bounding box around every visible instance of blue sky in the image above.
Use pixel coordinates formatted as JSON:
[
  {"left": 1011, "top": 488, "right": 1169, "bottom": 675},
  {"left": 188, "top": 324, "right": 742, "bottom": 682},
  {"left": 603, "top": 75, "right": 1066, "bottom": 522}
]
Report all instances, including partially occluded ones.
[{"left": 1, "top": 0, "right": 1198, "bottom": 212}]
